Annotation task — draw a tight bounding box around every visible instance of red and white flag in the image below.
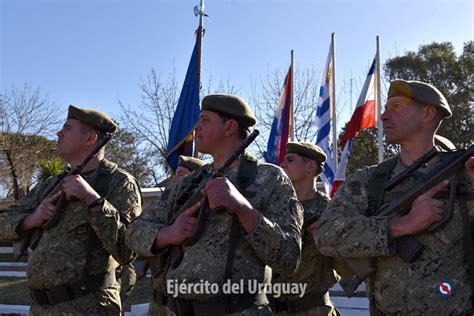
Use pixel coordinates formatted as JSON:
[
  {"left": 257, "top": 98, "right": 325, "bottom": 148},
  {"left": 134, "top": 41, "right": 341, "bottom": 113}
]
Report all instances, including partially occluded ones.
[{"left": 331, "top": 58, "right": 377, "bottom": 196}]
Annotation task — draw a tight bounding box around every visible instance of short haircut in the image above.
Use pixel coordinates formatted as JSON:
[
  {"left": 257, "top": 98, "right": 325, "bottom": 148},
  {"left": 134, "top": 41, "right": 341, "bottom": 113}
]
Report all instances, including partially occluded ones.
[
  {"left": 80, "top": 123, "right": 107, "bottom": 144},
  {"left": 217, "top": 112, "right": 250, "bottom": 140}
]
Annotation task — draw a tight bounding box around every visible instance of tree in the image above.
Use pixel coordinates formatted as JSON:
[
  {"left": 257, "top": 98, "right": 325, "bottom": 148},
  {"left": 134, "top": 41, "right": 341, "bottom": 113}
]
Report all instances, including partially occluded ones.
[
  {"left": 250, "top": 65, "right": 353, "bottom": 160},
  {"left": 38, "top": 156, "right": 66, "bottom": 182},
  {"left": 385, "top": 41, "right": 473, "bottom": 148},
  {"left": 106, "top": 127, "right": 156, "bottom": 187},
  {"left": 0, "top": 85, "right": 61, "bottom": 199},
  {"left": 120, "top": 69, "right": 238, "bottom": 183}
]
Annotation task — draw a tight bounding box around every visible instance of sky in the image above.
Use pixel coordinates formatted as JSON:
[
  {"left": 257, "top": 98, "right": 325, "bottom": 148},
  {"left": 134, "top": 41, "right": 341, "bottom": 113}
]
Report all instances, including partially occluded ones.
[{"left": 1, "top": 0, "right": 473, "bottom": 129}]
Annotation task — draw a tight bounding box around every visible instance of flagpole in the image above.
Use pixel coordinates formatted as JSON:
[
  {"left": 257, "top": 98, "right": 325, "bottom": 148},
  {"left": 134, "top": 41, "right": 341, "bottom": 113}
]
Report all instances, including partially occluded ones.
[
  {"left": 331, "top": 33, "right": 338, "bottom": 172},
  {"left": 376, "top": 35, "right": 384, "bottom": 163},
  {"left": 193, "top": 0, "right": 206, "bottom": 157},
  {"left": 290, "top": 49, "right": 295, "bottom": 141}
]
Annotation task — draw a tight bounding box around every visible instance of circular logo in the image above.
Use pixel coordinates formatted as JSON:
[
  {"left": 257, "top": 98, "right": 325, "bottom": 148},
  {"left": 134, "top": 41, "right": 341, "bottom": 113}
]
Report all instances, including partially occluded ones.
[{"left": 436, "top": 281, "right": 453, "bottom": 297}]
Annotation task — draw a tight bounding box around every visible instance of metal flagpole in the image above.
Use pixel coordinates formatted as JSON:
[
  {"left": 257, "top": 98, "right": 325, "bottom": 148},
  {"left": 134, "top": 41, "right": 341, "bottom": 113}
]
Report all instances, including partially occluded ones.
[
  {"left": 330, "top": 33, "right": 338, "bottom": 171},
  {"left": 290, "top": 49, "right": 295, "bottom": 141},
  {"left": 193, "top": 0, "right": 207, "bottom": 157},
  {"left": 376, "top": 35, "right": 384, "bottom": 163}
]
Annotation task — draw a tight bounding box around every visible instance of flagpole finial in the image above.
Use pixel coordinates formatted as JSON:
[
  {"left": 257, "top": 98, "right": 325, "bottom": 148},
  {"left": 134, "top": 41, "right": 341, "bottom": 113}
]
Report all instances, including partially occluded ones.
[{"left": 194, "top": 0, "right": 208, "bottom": 27}]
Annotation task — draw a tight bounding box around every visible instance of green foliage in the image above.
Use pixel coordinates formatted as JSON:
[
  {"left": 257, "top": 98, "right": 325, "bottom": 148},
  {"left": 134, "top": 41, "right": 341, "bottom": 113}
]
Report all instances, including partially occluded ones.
[
  {"left": 106, "top": 127, "right": 156, "bottom": 187},
  {"left": 384, "top": 41, "right": 473, "bottom": 148},
  {"left": 343, "top": 41, "right": 473, "bottom": 173},
  {"left": 38, "top": 156, "right": 66, "bottom": 181}
]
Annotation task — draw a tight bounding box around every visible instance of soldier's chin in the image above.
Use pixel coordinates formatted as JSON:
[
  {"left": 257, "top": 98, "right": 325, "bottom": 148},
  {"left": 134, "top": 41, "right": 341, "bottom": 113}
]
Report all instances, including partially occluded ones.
[{"left": 195, "top": 144, "right": 210, "bottom": 154}]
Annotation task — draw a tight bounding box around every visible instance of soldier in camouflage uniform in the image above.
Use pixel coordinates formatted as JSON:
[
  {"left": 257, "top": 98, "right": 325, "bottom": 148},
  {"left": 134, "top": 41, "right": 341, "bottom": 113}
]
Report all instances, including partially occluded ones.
[
  {"left": 126, "top": 94, "right": 303, "bottom": 316},
  {"left": 271, "top": 141, "right": 339, "bottom": 316},
  {"left": 0, "top": 105, "right": 142, "bottom": 315},
  {"left": 315, "top": 80, "right": 474, "bottom": 315},
  {"left": 172, "top": 155, "right": 207, "bottom": 184}
]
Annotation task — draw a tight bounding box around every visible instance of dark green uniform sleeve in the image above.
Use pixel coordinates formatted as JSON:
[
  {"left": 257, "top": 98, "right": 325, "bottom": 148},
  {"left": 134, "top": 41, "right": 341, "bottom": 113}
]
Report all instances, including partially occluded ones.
[
  {"left": 87, "top": 173, "right": 142, "bottom": 265},
  {"left": 126, "top": 183, "right": 181, "bottom": 258},
  {"left": 315, "top": 167, "right": 393, "bottom": 258},
  {"left": 0, "top": 178, "right": 55, "bottom": 241},
  {"left": 244, "top": 170, "right": 303, "bottom": 273}
]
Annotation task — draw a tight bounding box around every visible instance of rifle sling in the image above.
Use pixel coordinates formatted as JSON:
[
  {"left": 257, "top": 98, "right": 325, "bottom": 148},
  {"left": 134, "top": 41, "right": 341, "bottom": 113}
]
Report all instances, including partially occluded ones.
[{"left": 223, "top": 153, "right": 258, "bottom": 282}]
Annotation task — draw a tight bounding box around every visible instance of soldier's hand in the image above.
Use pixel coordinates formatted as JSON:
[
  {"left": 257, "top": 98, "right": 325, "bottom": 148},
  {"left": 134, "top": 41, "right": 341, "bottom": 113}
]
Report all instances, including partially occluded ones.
[
  {"left": 154, "top": 202, "right": 200, "bottom": 249},
  {"left": 202, "top": 177, "right": 252, "bottom": 215},
  {"left": 465, "top": 156, "right": 474, "bottom": 183},
  {"left": 391, "top": 180, "right": 448, "bottom": 237},
  {"left": 62, "top": 174, "right": 100, "bottom": 206},
  {"left": 22, "top": 191, "right": 62, "bottom": 230}
]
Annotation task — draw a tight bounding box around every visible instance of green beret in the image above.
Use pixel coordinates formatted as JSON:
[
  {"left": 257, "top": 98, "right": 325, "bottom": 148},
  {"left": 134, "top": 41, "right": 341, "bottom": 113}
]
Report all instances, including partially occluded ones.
[
  {"left": 201, "top": 94, "right": 256, "bottom": 128},
  {"left": 434, "top": 134, "right": 456, "bottom": 151},
  {"left": 286, "top": 142, "right": 327, "bottom": 165},
  {"left": 67, "top": 105, "right": 117, "bottom": 133},
  {"left": 178, "top": 155, "right": 207, "bottom": 171},
  {"left": 387, "top": 80, "right": 452, "bottom": 118}
]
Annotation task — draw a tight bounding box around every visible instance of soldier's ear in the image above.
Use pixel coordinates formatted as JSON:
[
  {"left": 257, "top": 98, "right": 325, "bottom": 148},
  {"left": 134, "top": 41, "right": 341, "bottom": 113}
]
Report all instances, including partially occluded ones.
[
  {"left": 306, "top": 159, "right": 318, "bottom": 174},
  {"left": 224, "top": 119, "right": 239, "bottom": 137},
  {"left": 422, "top": 105, "right": 438, "bottom": 122},
  {"left": 85, "top": 131, "right": 99, "bottom": 146}
]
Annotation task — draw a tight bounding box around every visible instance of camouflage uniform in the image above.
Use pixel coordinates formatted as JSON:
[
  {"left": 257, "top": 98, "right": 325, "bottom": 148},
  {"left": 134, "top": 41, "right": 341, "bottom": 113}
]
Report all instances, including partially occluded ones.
[
  {"left": 272, "top": 191, "right": 339, "bottom": 316},
  {"left": 0, "top": 160, "right": 142, "bottom": 315},
  {"left": 126, "top": 161, "right": 303, "bottom": 315},
  {"left": 315, "top": 156, "right": 473, "bottom": 315}
]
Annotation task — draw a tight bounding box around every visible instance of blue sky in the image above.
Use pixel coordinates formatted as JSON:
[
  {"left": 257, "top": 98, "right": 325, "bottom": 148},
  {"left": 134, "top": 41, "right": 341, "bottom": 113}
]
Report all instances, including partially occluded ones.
[{"left": 1, "top": 0, "right": 472, "bottom": 126}]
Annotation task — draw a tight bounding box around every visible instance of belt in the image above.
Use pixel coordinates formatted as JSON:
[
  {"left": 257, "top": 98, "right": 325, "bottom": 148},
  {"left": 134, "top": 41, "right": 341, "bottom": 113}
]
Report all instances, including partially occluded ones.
[
  {"left": 30, "top": 271, "right": 116, "bottom": 306},
  {"left": 164, "top": 292, "right": 267, "bottom": 316},
  {"left": 270, "top": 291, "right": 330, "bottom": 313}
]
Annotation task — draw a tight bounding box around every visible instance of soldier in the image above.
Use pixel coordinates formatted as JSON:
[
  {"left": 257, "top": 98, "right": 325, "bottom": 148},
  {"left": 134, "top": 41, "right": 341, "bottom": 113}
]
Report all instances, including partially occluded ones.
[
  {"left": 126, "top": 94, "right": 303, "bottom": 316},
  {"left": 172, "top": 155, "right": 207, "bottom": 184},
  {"left": 0, "top": 105, "right": 142, "bottom": 315},
  {"left": 315, "top": 80, "right": 474, "bottom": 314},
  {"left": 131, "top": 155, "right": 207, "bottom": 315},
  {"left": 273, "top": 141, "right": 340, "bottom": 315}
]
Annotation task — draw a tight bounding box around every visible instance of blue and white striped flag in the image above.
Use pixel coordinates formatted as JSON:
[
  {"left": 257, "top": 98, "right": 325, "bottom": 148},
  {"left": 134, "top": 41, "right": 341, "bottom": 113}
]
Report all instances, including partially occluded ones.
[{"left": 315, "top": 42, "right": 335, "bottom": 195}]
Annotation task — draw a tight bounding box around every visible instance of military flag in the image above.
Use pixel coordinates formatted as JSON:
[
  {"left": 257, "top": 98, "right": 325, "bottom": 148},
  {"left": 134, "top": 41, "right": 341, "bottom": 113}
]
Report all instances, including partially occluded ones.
[{"left": 266, "top": 55, "right": 294, "bottom": 165}]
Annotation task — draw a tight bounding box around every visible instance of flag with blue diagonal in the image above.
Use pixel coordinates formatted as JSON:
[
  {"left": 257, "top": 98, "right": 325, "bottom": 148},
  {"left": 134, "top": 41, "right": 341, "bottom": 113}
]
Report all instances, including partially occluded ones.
[
  {"left": 266, "top": 65, "right": 293, "bottom": 165},
  {"left": 315, "top": 42, "right": 335, "bottom": 195},
  {"left": 166, "top": 40, "right": 201, "bottom": 172}
]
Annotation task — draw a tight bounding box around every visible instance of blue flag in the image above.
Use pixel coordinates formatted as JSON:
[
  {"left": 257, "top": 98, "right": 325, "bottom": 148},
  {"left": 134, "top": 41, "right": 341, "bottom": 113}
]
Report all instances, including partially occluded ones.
[{"left": 166, "top": 41, "right": 200, "bottom": 172}]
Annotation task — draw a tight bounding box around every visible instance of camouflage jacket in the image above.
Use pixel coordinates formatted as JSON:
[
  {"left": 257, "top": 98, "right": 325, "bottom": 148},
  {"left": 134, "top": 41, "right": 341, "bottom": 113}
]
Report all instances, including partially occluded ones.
[
  {"left": 126, "top": 161, "right": 303, "bottom": 300},
  {"left": 272, "top": 191, "right": 339, "bottom": 300},
  {"left": 0, "top": 160, "right": 142, "bottom": 291},
  {"left": 315, "top": 155, "right": 473, "bottom": 314}
]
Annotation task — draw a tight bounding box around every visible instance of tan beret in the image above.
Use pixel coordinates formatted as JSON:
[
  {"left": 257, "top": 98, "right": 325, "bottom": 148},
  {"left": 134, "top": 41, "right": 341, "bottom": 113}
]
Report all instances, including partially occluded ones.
[
  {"left": 387, "top": 80, "right": 452, "bottom": 118},
  {"left": 286, "top": 142, "right": 327, "bottom": 165},
  {"left": 178, "top": 155, "right": 207, "bottom": 171},
  {"left": 67, "top": 105, "right": 117, "bottom": 133},
  {"left": 434, "top": 134, "right": 456, "bottom": 151},
  {"left": 201, "top": 94, "right": 256, "bottom": 128}
]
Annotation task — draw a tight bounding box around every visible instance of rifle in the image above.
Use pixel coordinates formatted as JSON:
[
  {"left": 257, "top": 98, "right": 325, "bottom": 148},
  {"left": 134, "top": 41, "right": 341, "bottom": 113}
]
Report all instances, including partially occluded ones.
[
  {"left": 169, "top": 129, "right": 259, "bottom": 268},
  {"left": 339, "top": 145, "right": 474, "bottom": 297},
  {"left": 13, "top": 133, "right": 112, "bottom": 259}
]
